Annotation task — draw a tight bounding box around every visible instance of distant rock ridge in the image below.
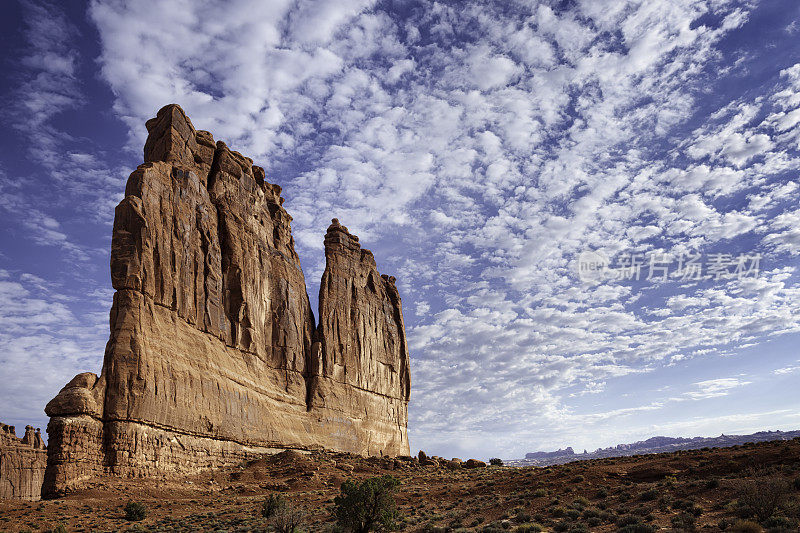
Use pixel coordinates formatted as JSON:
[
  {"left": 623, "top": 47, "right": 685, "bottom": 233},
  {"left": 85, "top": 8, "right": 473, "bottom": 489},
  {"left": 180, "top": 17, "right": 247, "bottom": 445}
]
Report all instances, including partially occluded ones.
[
  {"left": 0, "top": 422, "right": 46, "bottom": 500},
  {"left": 510, "top": 430, "right": 800, "bottom": 467},
  {"left": 524, "top": 447, "right": 574, "bottom": 460},
  {"left": 42, "top": 104, "right": 410, "bottom": 497}
]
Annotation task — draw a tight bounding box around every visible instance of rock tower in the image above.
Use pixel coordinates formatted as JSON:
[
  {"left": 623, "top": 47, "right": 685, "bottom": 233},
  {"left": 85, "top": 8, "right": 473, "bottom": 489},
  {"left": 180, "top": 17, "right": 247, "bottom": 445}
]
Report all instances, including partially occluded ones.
[
  {"left": 0, "top": 423, "right": 46, "bottom": 500},
  {"left": 43, "top": 104, "right": 410, "bottom": 497}
]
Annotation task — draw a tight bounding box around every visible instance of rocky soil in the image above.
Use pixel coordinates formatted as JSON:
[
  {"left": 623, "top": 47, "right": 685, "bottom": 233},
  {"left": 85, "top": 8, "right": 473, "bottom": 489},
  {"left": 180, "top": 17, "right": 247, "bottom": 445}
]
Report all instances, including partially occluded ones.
[{"left": 1, "top": 437, "right": 799, "bottom": 532}]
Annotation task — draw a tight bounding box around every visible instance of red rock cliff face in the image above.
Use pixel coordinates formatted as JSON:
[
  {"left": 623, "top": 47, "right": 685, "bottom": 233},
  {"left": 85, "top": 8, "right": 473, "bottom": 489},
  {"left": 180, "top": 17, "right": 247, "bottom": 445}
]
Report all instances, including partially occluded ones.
[
  {"left": 0, "top": 423, "right": 46, "bottom": 500},
  {"left": 43, "top": 105, "right": 411, "bottom": 497}
]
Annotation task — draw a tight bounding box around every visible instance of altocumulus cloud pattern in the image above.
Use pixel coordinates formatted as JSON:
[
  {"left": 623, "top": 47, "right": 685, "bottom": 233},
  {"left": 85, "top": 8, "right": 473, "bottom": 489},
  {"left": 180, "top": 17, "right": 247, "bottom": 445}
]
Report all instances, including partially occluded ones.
[{"left": 1, "top": 0, "right": 800, "bottom": 459}]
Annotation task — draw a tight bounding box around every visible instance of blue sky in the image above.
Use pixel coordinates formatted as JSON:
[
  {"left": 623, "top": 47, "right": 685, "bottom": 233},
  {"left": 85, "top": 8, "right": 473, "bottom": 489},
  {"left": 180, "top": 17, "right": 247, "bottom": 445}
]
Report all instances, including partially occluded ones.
[{"left": 1, "top": 0, "right": 799, "bottom": 460}]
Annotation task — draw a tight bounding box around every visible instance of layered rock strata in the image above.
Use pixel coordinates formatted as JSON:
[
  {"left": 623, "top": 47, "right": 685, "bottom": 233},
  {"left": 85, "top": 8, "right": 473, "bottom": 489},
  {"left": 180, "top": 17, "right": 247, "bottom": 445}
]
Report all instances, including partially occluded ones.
[
  {"left": 0, "top": 423, "right": 46, "bottom": 500},
  {"left": 43, "top": 104, "right": 410, "bottom": 497}
]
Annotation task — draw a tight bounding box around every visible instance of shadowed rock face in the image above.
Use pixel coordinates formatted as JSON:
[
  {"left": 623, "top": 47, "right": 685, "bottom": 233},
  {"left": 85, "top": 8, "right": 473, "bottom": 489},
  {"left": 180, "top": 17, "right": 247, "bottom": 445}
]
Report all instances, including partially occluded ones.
[
  {"left": 0, "top": 423, "right": 46, "bottom": 500},
  {"left": 43, "top": 104, "right": 410, "bottom": 497}
]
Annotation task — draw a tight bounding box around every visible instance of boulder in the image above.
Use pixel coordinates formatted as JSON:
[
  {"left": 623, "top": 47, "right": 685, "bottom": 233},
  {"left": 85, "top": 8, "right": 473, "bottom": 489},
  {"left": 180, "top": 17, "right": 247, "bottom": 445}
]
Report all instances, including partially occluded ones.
[
  {"left": 464, "top": 459, "right": 487, "bottom": 469},
  {"left": 444, "top": 459, "right": 462, "bottom": 470}
]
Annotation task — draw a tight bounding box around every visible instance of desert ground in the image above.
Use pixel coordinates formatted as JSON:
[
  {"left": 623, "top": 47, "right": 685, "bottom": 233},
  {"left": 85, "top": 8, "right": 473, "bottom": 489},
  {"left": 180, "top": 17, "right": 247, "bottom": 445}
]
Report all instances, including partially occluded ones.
[{"left": 1, "top": 438, "right": 799, "bottom": 532}]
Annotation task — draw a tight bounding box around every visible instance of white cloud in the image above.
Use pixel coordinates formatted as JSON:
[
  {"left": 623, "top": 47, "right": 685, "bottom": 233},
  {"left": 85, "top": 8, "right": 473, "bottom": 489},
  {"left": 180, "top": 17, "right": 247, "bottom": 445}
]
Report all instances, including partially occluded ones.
[
  {"left": 288, "top": 0, "right": 375, "bottom": 45},
  {"left": 0, "top": 271, "right": 108, "bottom": 432},
  {"left": 467, "top": 47, "right": 521, "bottom": 91},
  {"left": 6, "top": 0, "right": 793, "bottom": 458},
  {"left": 684, "top": 378, "right": 751, "bottom": 400},
  {"left": 774, "top": 363, "right": 800, "bottom": 375}
]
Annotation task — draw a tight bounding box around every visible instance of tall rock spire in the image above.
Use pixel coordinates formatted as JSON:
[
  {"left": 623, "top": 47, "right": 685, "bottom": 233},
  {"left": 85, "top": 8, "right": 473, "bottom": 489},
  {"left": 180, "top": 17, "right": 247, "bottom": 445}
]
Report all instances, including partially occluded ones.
[
  {"left": 43, "top": 105, "right": 410, "bottom": 497},
  {"left": 309, "top": 219, "right": 411, "bottom": 454}
]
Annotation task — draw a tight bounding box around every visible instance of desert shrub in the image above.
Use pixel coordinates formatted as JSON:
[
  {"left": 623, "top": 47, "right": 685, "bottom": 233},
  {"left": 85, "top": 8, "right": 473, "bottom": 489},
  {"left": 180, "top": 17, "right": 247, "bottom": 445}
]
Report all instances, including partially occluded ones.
[
  {"left": 617, "top": 525, "right": 656, "bottom": 533},
  {"left": 717, "top": 517, "right": 735, "bottom": 530},
  {"left": 581, "top": 507, "right": 600, "bottom": 519},
  {"left": 672, "top": 498, "right": 691, "bottom": 510},
  {"left": 513, "top": 524, "right": 543, "bottom": 532},
  {"left": 616, "top": 515, "right": 643, "bottom": 527},
  {"left": 490, "top": 458, "right": 504, "bottom": 466},
  {"left": 262, "top": 493, "right": 284, "bottom": 518},
  {"left": 532, "top": 488, "right": 547, "bottom": 497},
  {"left": 728, "top": 520, "right": 763, "bottom": 533},
  {"left": 671, "top": 512, "right": 697, "bottom": 531},
  {"left": 566, "top": 524, "right": 588, "bottom": 533},
  {"left": 270, "top": 498, "right": 306, "bottom": 533},
  {"left": 550, "top": 506, "right": 567, "bottom": 518},
  {"left": 707, "top": 478, "right": 721, "bottom": 489},
  {"left": 571, "top": 496, "right": 589, "bottom": 509},
  {"left": 572, "top": 475, "right": 585, "bottom": 483},
  {"left": 595, "top": 487, "right": 608, "bottom": 499},
  {"left": 45, "top": 526, "right": 68, "bottom": 533},
  {"left": 124, "top": 501, "right": 147, "bottom": 521},
  {"left": 763, "top": 515, "right": 795, "bottom": 530},
  {"left": 333, "top": 475, "right": 400, "bottom": 532},
  {"left": 735, "top": 475, "right": 792, "bottom": 522},
  {"left": 638, "top": 489, "right": 658, "bottom": 501}
]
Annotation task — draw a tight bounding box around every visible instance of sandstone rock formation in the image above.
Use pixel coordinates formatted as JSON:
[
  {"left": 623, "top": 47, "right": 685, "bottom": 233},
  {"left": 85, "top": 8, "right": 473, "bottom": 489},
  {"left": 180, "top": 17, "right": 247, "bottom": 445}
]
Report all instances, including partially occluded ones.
[
  {"left": 43, "top": 104, "right": 410, "bottom": 497},
  {"left": 309, "top": 219, "right": 410, "bottom": 455},
  {"left": 0, "top": 423, "right": 46, "bottom": 500},
  {"left": 464, "top": 459, "right": 487, "bottom": 469}
]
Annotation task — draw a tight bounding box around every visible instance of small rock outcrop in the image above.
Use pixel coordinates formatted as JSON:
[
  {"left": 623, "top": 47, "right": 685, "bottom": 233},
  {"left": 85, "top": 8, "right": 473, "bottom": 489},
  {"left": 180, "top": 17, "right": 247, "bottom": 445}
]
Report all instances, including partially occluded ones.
[
  {"left": 0, "top": 423, "right": 46, "bottom": 500},
  {"left": 464, "top": 459, "right": 486, "bottom": 469},
  {"left": 43, "top": 104, "right": 411, "bottom": 497}
]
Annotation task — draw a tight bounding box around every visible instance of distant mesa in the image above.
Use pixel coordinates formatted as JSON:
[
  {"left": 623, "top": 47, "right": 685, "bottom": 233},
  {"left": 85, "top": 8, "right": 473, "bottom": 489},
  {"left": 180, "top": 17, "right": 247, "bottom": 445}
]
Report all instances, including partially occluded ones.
[
  {"left": 511, "top": 430, "right": 800, "bottom": 467},
  {"left": 524, "top": 447, "right": 574, "bottom": 460},
  {"left": 41, "top": 104, "right": 411, "bottom": 498}
]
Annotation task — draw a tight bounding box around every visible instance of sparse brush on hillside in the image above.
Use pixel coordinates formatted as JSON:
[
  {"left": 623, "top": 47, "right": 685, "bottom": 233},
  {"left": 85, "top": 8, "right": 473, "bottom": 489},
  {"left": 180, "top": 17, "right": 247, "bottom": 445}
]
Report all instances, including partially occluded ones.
[
  {"left": 257, "top": 492, "right": 305, "bottom": 532},
  {"left": 617, "top": 525, "right": 656, "bottom": 533},
  {"left": 333, "top": 475, "right": 400, "bottom": 532},
  {"left": 727, "top": 520, "right": 763, "bottom": 533},
  {"left": 489, "top": 458, "right": 504, "bottom": 466},
  {"left": 734, "top": 470, "right": 793, "bottom": 522},
  {"left": 7, "top": 439, "right": 800, "bottom": 532}
]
